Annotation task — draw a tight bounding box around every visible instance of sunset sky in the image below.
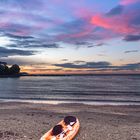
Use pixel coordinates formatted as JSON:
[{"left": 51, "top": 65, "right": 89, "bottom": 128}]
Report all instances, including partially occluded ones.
[{"left": 0, "top": 0, "right": 140, "bottom": 74}]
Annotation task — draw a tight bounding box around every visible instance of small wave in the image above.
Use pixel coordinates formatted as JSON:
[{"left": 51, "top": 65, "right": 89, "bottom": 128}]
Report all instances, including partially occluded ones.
[{"left": 0, "top": 98, "right": 140, "bottom": 106}]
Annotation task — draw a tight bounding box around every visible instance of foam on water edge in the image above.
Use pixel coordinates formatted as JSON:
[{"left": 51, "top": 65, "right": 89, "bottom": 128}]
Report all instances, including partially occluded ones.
[{"left": 0, "top": 99, "right": 140, "bottom": 106}]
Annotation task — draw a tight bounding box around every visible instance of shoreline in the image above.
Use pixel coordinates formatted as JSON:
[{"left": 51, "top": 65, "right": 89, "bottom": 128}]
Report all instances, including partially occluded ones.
[
  {"left": 0, "top": 73, "right": 140, "bottom": 78},
  {"left": 1, "top": 99, "right": 140, "bottom": 106},
  {"left": 0, "top": 102, "right": 140, "bottom": 140},
  {"left": 0, "top": 99, "right": 140, "bottom": 106}
]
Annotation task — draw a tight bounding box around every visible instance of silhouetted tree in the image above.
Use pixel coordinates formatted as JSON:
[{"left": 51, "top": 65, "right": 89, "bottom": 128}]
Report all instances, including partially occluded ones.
[
  {"left": 0, "top": 62, "right": 20, "bottom": 76},
  {"left": 0, "top": 64, "right": 5, "bottom": 75},
  {"left": 9, "top": 64, "right": 20, "bottom": 74},
  {"left": 4, "top": 65, "right": 9, "bottom": 74}
]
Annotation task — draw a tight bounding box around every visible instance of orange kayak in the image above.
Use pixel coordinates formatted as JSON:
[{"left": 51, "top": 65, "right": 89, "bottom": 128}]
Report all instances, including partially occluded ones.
[{"left": 40, "top": 116, "right": 80, "bottom": 140}]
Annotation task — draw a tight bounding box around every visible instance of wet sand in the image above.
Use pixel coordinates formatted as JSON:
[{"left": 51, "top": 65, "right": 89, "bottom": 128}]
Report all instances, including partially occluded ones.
[{"left": 0, "top": 102, "right": 140, "bottom": 140}]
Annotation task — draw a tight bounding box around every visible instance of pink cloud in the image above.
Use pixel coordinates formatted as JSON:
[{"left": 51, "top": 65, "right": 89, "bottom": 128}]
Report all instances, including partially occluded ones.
[
  {"left": 90, "top": 14, "right": 137, "bottom": 34},
  {"left": 120, "top": 0, "right": 139, "bottom": 5}
]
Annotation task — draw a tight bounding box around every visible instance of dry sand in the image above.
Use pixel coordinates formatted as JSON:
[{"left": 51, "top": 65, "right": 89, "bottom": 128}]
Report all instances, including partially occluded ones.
[{"left": 0, "top": 102, "right": 140, "bottom": 140}]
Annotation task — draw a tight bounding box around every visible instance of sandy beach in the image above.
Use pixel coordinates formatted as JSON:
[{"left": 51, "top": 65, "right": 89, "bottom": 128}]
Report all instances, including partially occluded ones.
[{"left": 0, "top": 102, "right": 140, "bottom": 140}]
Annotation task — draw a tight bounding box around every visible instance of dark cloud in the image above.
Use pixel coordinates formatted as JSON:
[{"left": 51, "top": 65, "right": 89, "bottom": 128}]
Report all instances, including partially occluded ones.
[
  {"left": 75, "top": 41, "right": 92, "bottom": 46},
  {"left": 86, "top": 63, "right": 140, "bottom": 71},
  {"left": 74, "top": 42, "right": 106, "bottom": 48},
  {"left": 28, "top": 68, "right": 63, "bottom": 72},
  {"left": 25, "top": 43, "right": 60, "bottom": 48},
  {"left": 27, "top": 43, "right": 60, "bottom": 48},
  {"left": 5, "top": 33, "right": 34, "bottom": 40},
  {"left": 117, "top": 63, "right": 140, "bottom": 70},
  {"left": 124, "top": 50, "right": 139, "bottom": 53},
  {"left": 123, "top": 35, "right": 140, "bottom": 41},
  {"left": 2, "top": 33, "right": 61, "bottom": 49},
  {"left": 88, "top": 43, "right": 106, "bottom": 48},
  {"left": 61, "top": 59, "right": 68, "bottom": 62},
  {"left": 10, "top": 40, "right": 40, "bottom": 48},
  {"left": 107, "top": 5, "right": 124, "bottom": 16},
  {"left": 55, "top": 61, "right": 111, "bottom": 69},
  {"left": 71, "top": 41, "right": 107, "bottom": 49},
  {"left": 0, "top": 47, "right": 35, "bottom": 57},
  {"left": 54, "top": 61, "right": 140, "bottom": 71},
  {"left": 74, "top": 60, "right": 86, "bottom": 64}
]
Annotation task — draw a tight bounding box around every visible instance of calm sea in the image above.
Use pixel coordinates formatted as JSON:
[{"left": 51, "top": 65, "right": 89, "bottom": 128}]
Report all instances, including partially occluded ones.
[{"left": 0, "top": 75, "right": 140, "bottom": 105}]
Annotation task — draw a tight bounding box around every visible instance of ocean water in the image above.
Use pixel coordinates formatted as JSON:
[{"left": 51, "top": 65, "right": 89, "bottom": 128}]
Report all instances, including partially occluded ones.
[{"left": 0, "top": 75, "right": 140, "bottom": 105}]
